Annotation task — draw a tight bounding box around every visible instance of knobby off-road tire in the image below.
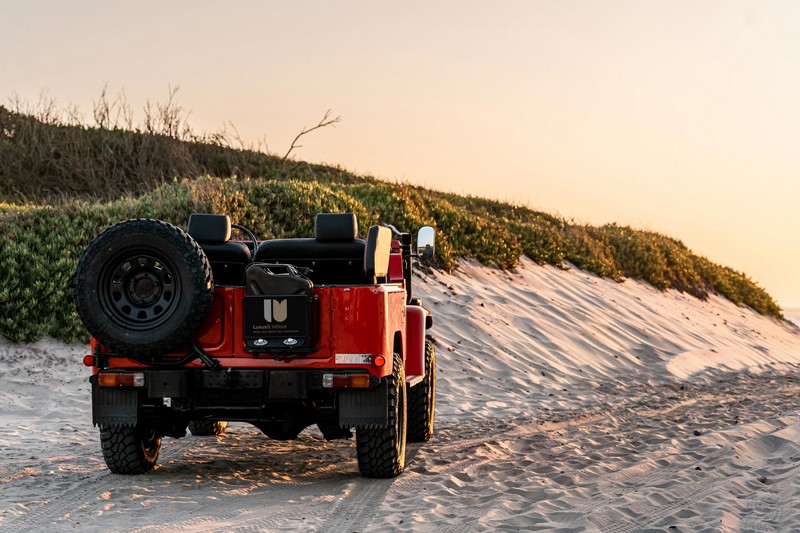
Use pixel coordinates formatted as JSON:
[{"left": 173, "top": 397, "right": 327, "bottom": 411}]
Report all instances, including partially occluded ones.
[
  {"left": 188, "top": 421, "right": 228, "bottom": 436},
  {"left": 356, "top": 353, "right": 407, "bottom": 478},
  {"left": 74, "top": 219, "right": 214, "bottom": 356},
  {"left": 100, "top": 424, "right": 162, "bottom": 474},
  {"left": 407, "top": 338, "right": 436, "bottom": 442}
]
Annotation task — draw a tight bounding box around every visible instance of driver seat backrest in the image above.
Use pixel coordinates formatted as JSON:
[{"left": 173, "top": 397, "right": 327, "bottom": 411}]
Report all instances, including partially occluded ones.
[
  {"left": 364, "top": 225, "right": 392, "bottom": 283},
  {"left": 314, "top": 212, "right": 358, "bottom": 243},
  {"left": 187, "top": 213, "right": 251, "bottom": 286},
  {"left": 255, "top": 213, "right": 369, "bottom": 284}
]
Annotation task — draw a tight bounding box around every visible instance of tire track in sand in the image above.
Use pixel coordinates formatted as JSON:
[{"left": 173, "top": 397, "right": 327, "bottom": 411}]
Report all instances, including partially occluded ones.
[{"left": 3, "top": 437, "right": 197, "bottom": 531}]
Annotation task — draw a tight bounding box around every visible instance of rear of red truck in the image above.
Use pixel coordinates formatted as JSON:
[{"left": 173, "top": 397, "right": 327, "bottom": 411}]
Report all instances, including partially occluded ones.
[{"left": 76, "top": 213, "right": 436, "bottom": 478}]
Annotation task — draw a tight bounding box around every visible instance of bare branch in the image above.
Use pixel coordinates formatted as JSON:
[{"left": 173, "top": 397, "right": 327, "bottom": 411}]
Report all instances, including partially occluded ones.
[
  {"left": 156, "top": 84, "right": 184, "bottom": 138},
  {"left": 282, "top": 109, "right": 341, "bottom": 161},
  {"left": 7, "top": 91, "right": 23, "bottom": 113},
  {"left": 226, "top": 120, "right": 247, "bottom": 150},
  {"left": 113, "top": 88, "right": 133, "bottom": 130},
  {"left": 93, "top": 83, "right": 111, "bottom": 129},
  {"left": 143, "top": 99, "right": 155, "bottom": 134},
  {"left": 64, "top": 103, "right": 83, "bottom": 126},
  {"left": 256, "top": 134, "right": 270, "bottom": 154}
]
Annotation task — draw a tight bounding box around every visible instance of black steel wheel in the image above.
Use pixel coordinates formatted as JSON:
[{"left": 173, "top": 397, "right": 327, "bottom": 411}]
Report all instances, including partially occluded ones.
[
  {"left": 99, "top": 251, "right": 181, "bottom": 331},
  {"left": 74, "top": 219, "right": 214, "bottom": 356}
]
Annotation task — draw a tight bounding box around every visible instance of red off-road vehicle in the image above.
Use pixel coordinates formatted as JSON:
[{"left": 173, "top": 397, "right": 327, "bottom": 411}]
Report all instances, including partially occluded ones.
[{"left": 74, "top": 213, "right": 436, "bottom": 478}]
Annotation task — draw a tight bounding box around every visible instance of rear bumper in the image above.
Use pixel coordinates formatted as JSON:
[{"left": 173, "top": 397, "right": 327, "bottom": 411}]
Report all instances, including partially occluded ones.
[{"left": 91, "top": 368, "right": 388, "bottom": 433}]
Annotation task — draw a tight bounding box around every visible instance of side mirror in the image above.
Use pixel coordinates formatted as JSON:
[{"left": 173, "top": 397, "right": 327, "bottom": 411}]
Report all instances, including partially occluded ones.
[{"left": 417, "top": 226, "right": 435, "bottom": 259}]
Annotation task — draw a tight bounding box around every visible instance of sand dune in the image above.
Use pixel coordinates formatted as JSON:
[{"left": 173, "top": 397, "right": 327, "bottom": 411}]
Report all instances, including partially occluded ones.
[
  {"left": 785, "top": 308, "right": 800, "bottom": 329},
  {"left": 1, "top": 258, "right": 799, "bottom": 531}
]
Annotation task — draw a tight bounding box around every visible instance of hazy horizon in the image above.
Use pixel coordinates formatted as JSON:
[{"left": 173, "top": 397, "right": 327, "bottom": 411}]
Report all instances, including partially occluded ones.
[
  {"left": 2, "top": 1, "right": 799, "bottom": 307},
  {"left": 785, "top": 308, "right": 800, "bottom": 327}
]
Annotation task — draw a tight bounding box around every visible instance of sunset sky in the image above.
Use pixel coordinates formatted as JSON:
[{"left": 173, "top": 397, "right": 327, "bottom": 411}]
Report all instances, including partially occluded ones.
[{"left": 3, "top": 1, "right": 799, "bottom": 307}]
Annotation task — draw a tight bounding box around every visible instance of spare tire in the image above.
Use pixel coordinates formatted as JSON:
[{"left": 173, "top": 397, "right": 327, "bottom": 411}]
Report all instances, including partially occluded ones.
[{"left": 74, "top": 219, "right": 214, "bottom": 356}]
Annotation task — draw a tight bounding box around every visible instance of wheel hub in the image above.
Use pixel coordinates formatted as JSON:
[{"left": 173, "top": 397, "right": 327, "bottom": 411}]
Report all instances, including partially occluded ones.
[{"left": 129, "top": 273, "right": 161, "bottom": 304}]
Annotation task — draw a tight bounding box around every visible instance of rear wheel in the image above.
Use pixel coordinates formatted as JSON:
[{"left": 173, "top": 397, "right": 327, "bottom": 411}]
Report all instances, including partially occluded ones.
[
  {"left": 99, "top": 424, "right": 161, "bottom": 474},
  {"left": 74, "top": 219, "right": 214, "bottom": 356},
  {"left": 407, "top": 339, "right": 436, "bottom": 442},
  {"left": 188, "top": 421, "right": 228, "bottom": 436},
  {"left": 356, "top": 353, "right": 407, "bottom": 478}
]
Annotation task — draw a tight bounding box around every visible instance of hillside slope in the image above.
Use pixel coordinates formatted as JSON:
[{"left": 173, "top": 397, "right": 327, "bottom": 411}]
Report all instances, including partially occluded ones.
[
  {"left": 0, "top": 106, "right": 784, "bottom": 346},
  {"left": 0, "top": 105, "right": 367, "bottom": 203},
  {"left": 0, "top": 176, "right": 783, "bottom": 346}
]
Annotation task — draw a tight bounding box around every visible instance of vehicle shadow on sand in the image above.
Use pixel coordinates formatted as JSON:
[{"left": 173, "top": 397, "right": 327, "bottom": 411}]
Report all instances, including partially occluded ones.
[{"left": 152, "top": 425, "right": 361, "bottom": 483}]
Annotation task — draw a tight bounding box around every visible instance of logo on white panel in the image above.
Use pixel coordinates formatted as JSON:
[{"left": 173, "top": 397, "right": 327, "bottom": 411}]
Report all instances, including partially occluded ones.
[{"left": 263, "top": 299, "right": 288, "bottom": 323}]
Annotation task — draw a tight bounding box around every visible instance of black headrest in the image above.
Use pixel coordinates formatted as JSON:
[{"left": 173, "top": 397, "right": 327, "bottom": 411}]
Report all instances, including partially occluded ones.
[
  {"left": 187, "top": 213, "right": 231, "bottom": 243},
  {"left": 315, "top": 213, "right": 358, "bottom": 242}
]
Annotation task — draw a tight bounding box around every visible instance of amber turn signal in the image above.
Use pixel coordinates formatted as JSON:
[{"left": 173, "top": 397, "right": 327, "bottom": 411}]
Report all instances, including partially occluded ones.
[
  {"left": 98, "top": 372, "right": 145, "bottom": 387},
  {"left": 345, "top": 374, "right": 372, "bottom": 388},
  {"left": 322, "top": 373, "right": 372, "bottom": 389}
]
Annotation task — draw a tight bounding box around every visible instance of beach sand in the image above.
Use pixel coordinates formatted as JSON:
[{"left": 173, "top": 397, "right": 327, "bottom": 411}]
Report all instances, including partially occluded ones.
[
  {"left": 785, "top": 308, "right": 800, "bottom": 329},
  {"left": 2, "top": 257, "right": 799, "bottom": 531}
]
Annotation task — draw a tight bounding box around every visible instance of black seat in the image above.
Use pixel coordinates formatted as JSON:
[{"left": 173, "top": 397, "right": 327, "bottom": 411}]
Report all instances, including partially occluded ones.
[
  {"left": 187, "top": 213, "right": 251, "bottom": 286},
  {"left": 255, "top": 213, "right": 368, "bottom": 285}
]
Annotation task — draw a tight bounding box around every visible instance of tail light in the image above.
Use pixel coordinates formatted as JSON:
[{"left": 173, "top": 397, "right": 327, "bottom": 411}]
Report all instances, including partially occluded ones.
[
  {"left": 322, "top": 373, "right": 372, "bottom": 389},
  {"left": 98, "top": 372, "right": 146, "bottom": 388}
]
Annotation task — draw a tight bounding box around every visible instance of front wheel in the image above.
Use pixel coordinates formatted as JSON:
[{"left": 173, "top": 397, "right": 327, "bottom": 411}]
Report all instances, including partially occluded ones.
[
  {"left": 356, "top": 353, "right": 407, "bottom": 478},
  {"left": 407, "top": 338, "right": 436, "bottom": 442},
  {"left": 99, "top": 424, "right": 161, "bottom": 474}
]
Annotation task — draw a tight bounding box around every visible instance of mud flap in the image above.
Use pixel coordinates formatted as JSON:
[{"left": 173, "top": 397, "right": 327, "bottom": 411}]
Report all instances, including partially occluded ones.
[
  {"left": 338, "top": 380, "right": 388, "bottom": 428},
  {"left": 92, "top": 382, "right": 138, "bottom": 427}
]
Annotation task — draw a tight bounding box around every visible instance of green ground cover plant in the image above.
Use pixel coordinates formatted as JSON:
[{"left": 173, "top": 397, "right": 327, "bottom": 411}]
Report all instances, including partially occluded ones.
[{"left": 0, "top": 177, "right": 781, "bottom": 343}]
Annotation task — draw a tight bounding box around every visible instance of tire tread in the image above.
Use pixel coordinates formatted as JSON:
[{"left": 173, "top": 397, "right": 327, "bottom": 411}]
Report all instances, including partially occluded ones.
[
  {"left": 407, "top": 339, "right": 436, "bottom": 442},
  {"left": 74, "top": 218, "right": 213, "bottom": 356},
  {"left": 100, "top": 424, "right": 161, "bottom": 474},
  {"left": 356, "top": 353, "right": 407, "bottom": 478}
]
